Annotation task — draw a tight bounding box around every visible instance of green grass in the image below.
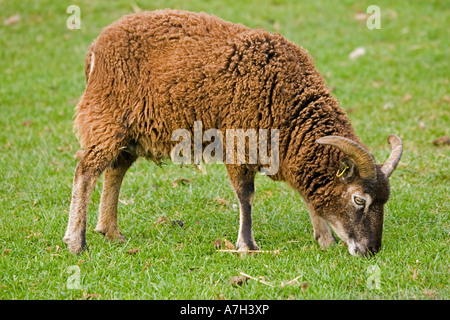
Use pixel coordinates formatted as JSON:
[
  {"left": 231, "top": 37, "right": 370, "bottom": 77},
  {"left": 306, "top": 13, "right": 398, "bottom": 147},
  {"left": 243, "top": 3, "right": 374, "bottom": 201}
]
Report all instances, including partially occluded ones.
[{"left": 0, "top": 0, "right": 448, "bottom": 300}]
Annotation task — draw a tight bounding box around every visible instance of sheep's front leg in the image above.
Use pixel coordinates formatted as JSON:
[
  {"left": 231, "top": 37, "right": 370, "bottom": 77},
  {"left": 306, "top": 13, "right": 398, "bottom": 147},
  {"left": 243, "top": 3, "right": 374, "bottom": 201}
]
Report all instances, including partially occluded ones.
[
  {"left": 226, "top": 165, "right": 259, "bottom": 251},
  {"left": 306, "top": 203, "right": 336, "bottom": 249},
  {"left": 94, "top": 151, "right": 137, "bottom": 242}
]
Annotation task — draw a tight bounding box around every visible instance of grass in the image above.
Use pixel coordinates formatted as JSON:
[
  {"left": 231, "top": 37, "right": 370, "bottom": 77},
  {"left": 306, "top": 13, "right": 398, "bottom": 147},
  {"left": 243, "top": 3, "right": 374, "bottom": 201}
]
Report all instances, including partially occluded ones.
[{"left": 0, "top": 0, "right": 448, "bottom": 300}]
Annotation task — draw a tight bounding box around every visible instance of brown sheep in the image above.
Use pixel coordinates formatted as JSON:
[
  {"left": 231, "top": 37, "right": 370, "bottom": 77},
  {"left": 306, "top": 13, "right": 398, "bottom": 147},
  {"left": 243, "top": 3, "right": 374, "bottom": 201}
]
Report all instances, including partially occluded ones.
[{"left": 64, "top": 9, "right": 403, "bottom": 256}]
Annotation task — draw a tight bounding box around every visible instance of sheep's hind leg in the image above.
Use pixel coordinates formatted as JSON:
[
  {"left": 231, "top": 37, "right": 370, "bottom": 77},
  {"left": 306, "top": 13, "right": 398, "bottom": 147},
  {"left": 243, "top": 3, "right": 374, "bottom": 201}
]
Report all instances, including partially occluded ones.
[
  {"left": 64, "top": 144, "right": 121, "bottom": 254},
  {"left": 226, "top": 165, "right": 259, "bottom": 251},
  {"left": 94, "top": 150, "right": 137, "bottom": 242}
]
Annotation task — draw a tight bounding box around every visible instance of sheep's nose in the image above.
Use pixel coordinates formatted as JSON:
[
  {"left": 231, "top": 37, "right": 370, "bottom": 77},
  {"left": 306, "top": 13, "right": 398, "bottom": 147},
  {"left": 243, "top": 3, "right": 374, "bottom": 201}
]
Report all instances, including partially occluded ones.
[{"left": 367, "top": 240, "right": 381, "bottom": 256}]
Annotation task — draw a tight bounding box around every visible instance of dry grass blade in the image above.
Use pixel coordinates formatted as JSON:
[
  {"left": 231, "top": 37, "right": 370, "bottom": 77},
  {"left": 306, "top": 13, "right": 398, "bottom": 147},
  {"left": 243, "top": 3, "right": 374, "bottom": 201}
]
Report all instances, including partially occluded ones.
[
  {"left": 4, "top": 14, "right": 20, "bottom": 26},
  {"left": 239, "top": 272, "right": 274, "bottom": 287},
  {"left": 285, "top": 275, "right": 302, "bottom": 285},
  {"left": 230, "top": 275, "right": 247, "bottom": 287},
  {"left": 216, "top": 197, "right": 230, "bottom": 205},
  {"left": 433, "top": 136, "right": 450, "bottom": 146},
  {"left": 216, "top": 249, "right": 280, "bottom": 254},
  {"left": 301, "top": 281, "right": 309, "bottom": 293},
  {"left": 223, "top": 239, "right": 235, "bottom": 250},
  {"left": 237, "top": 272, "right": 303, "bottom": 288},
  {"left": 155, "top": 216, "right": 169, "bottom": 225}
]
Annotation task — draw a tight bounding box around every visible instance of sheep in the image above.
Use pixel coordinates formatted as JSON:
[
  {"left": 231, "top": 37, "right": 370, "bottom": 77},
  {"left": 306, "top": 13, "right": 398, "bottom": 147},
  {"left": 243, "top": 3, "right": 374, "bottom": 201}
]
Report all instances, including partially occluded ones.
[{"left": 64, "top": 9, "right": 403, "bottom": 256}]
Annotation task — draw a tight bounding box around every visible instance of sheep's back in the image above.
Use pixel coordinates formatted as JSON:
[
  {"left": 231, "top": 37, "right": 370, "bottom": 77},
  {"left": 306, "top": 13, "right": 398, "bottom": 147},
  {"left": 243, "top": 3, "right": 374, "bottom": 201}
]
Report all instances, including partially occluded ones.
[{"left": 76, "top": 9, "right": 335, "bottom": 164}]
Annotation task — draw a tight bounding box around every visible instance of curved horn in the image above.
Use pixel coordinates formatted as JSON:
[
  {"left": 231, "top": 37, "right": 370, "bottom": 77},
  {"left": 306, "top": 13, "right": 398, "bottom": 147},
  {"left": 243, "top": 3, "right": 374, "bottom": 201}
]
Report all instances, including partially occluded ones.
[
  {"left": 381, "top": 134, "right": 403, "bottom": 178},
  {"left": 316, "top": 136, "right": 377, "bottom": 180}
]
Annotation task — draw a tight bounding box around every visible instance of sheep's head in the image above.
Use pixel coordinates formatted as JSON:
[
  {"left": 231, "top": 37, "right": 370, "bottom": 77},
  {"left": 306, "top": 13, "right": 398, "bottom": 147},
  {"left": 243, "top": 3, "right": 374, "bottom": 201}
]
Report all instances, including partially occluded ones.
[{"left": 315, "top": 135, "right": 403, "bottom": 257}]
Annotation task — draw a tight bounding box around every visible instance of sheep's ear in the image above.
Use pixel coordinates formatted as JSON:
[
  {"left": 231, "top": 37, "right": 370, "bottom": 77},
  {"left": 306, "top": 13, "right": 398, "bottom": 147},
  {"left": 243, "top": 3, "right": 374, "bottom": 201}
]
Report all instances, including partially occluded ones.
[{"left": 336, "top": 159, "right": 356, "bottom": 183}]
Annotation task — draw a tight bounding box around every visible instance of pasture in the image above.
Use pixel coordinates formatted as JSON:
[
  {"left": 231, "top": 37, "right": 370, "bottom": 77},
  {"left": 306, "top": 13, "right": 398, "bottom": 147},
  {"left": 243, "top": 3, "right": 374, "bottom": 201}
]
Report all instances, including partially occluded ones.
[{"left": 0, "top": 0, "right": 448, "bottom": 299}]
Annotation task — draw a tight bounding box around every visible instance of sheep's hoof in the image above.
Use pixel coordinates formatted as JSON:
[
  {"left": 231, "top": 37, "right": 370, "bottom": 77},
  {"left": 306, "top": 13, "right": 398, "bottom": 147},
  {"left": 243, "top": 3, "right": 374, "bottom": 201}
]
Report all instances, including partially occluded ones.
[
  {"left": 107, "top": 232, "right": 126, "bottom": 243},
  {"left": 63, "top": 236, "right": 87, "bottom": 255},
  {"left": 235, "top": 240, "right": 260, "bottom": 253},
  {"left": 94, "top": 227, "right": 126, "bottom": 243},
  {"left": 315, "top": 231, "right": 337, "bottom": 249}
]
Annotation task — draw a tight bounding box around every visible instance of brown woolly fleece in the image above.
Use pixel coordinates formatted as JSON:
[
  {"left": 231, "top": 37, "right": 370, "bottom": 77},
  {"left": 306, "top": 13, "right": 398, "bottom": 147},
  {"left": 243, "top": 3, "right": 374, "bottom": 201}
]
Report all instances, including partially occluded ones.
[{"left": 75, "top": 9, "right": 362, "bottom": 209}]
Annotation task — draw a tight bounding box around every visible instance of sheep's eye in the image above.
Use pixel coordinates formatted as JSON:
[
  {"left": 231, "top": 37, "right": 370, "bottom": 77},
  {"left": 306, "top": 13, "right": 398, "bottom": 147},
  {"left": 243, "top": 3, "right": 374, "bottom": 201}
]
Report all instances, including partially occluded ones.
[{"left": 354, "top": 196, "right": 366, "bottom": 206}]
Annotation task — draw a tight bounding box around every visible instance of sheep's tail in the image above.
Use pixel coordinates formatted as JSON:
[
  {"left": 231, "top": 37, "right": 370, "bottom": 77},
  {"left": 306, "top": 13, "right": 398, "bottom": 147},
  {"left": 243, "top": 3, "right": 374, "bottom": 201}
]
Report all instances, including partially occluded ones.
[
  {"left": 73, "top": 42, "right": 96, "bottom": 148},
  {"left": 84, "top": 42, "right": 95, "bottom": 84}
]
